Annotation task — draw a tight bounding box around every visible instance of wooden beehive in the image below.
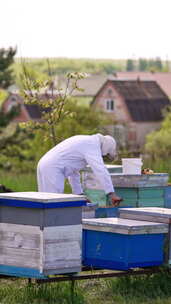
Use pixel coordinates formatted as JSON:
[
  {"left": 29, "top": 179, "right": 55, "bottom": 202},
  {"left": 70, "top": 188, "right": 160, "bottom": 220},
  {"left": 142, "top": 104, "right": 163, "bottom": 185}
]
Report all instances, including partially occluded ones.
[
  {"left": 119, "top": 207, "right": 171, "bottom": 265},
  {"left": 165, "top": 185, "right": 171, "bottom": 208},
  {"left": 82, "top": 172, "right": 169, "bottom": 209},
  {"left": 82, "top": 217, "right": 168, "bottom": 270},
  {"left": 0, "top": 192, "right": 86, "bottom": 278}
]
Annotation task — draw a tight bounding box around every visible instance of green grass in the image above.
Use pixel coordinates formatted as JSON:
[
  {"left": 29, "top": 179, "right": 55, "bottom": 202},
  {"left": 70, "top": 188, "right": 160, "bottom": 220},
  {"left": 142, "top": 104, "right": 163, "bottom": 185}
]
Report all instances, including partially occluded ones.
[
  {"left": 0, "top": 171, "right": 37, "bottom": 192},
  {"left": 1, "top": 272, "right": 171, "bottom": 304}
]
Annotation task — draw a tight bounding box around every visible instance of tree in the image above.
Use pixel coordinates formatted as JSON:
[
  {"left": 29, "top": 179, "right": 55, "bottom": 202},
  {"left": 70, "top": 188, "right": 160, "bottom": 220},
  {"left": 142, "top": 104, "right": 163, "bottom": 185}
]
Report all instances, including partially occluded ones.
[
  {"left": 19, "top": 62, "right": 88, "bottom": 146},
  {"left": 0, "top": 47, "right": 17, "bottom": 88},
  {"left": 126, "top": 59, "right": 135, "bottom": 71},
  {"left": 145, "top": 108, "right": 171, "bottom": 160},
  {"left": 138, "top": 58, "right": 148, "bottom": 71}
]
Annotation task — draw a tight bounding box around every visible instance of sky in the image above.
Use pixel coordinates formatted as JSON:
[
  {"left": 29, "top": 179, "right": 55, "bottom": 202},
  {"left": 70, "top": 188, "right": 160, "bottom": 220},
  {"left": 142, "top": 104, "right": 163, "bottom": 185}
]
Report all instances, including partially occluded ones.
[{"left": 0, "top": 0, "right": 171, "bottom": 60}]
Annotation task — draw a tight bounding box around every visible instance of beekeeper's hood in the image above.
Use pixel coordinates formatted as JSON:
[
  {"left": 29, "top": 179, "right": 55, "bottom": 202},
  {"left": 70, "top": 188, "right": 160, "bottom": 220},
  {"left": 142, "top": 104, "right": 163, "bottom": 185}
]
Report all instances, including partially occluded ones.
[{"left": 97, "top": 134, "right": 117, "bottom": 161}]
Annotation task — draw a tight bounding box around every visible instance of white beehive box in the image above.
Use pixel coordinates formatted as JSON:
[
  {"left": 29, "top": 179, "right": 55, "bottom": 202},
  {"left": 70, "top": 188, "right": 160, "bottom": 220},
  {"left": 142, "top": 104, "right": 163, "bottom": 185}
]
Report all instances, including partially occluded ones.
[{"left": 0, "top": 192, "right": 86, "bottom": 278}]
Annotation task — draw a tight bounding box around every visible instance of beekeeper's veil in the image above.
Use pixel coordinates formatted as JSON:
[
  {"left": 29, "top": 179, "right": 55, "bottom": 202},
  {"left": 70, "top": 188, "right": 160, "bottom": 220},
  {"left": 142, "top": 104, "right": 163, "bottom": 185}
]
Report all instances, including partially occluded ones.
[{"left": 97, "top": 134, "right": 117, "bottom": 161}]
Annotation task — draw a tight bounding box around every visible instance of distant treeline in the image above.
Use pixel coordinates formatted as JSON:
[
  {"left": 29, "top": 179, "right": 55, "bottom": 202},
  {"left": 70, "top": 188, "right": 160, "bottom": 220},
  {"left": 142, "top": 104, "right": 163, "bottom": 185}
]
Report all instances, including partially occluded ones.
[{"left": 13, "top": 57, "right": 171, "bottom": 80}]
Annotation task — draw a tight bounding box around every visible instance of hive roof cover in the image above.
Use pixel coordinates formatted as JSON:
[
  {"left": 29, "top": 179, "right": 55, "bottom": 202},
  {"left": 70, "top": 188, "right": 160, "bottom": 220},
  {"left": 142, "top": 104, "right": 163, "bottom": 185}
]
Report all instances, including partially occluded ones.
[
  {"left": 82, "top": 217, "right": 168, "bottom": 234},
  {"left": 120, "top": 207, "right": 171, "bottom": 218},
  {"left": 0, "top": 191, "right": 87, "bottom": 202}
]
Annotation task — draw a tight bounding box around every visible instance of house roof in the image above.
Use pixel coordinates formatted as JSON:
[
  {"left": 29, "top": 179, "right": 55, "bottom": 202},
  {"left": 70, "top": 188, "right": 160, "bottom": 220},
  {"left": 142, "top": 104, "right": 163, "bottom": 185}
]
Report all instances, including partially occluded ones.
[
  {"left": 25, "top": 104, "right": 42, "bottom": 119},
  {"left": 94, "top": 79, "right": 171, "bottom": 122},
  {"left": 110, "top": 80, "right": 167, "bottom": 100},
  {"left": 113, "top": 72, "right": 171, "bottom": 98}
]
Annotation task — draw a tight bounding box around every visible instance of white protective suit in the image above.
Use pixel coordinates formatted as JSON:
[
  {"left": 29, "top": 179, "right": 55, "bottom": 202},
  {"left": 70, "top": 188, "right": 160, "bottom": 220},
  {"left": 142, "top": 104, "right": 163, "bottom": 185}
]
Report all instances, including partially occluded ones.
[{"left": 37, "top": 133, "right": 116, "bottom": 194}]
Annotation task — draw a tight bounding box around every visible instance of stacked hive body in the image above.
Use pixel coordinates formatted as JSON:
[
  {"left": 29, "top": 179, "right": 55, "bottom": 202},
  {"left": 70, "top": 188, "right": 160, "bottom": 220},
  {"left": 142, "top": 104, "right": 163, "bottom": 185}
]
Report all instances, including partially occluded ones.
[
  {"left": 82, "top": 217, "right": 168, "bottom": 270},
  {"left": 119, "top": 207, "right": 171, "bottom": 265},
  {"left": 0, "top": 192, "right": 86, "bottom": 278},
  {"left": 82, "top": 170, "right": 169, "bottom": 217},
  {"left": 111, "top": 174, "right": 169, "bottom": 208},
  {"left": 165, "top": 185, "right": 171, "bottom": 208},
  {"left": 82, "top": 165, "right": 122, "bottom": 206}
]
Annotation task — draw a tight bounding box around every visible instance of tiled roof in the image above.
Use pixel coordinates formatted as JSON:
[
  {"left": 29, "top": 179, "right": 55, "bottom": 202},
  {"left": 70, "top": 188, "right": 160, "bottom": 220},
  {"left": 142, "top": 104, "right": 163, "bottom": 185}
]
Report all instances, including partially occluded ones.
[
  {"left": 125, "top": 98, "right": 170, "bottom": 121},
  {"left": 114, "top": 72, "right": 171, "bottom": 98},
  {"left": 111, "top": 80, "right": 167, "bottom": 100},
  {"left": 110, "top": 80, "right": 170, "bottom": 122},
  {"left": 25, "top": 104, "right": 42, "bottom": 119}
]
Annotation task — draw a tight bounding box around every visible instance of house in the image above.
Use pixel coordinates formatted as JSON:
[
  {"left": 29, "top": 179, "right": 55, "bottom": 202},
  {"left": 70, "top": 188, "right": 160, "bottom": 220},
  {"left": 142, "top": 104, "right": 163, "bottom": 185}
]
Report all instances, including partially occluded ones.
[
  {"left": 91, "top": 79, "right": 171, "bottom": 149},
  {"left": 2, "top": 93, "right": 42, "bottom": 122}
]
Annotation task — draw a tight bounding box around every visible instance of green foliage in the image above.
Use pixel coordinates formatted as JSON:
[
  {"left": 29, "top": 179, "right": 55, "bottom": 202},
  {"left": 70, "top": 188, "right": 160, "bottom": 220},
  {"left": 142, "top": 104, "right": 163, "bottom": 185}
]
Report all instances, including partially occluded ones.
[
  {"left": 126, "top": 59, "right": 135, "bottom": 71},
  {"left": 14, "top": 58, "right": 125, "bottom": 78},
  {"left": 139, "top": 58, "right": 148, "bottom": 71},
  {"left": 138, "top": 57, "right": 163, "bottom": 72},
  {"left": 55, "top": 98, "right": 109, "bottom": 140},
  {"left": 145, "top": 110, "right": 171, "bottom": 159},
  {"left": 20, "top": 62, "right": 88, "bottom": 146},
  {"left": 144, "top": 109, "right": 171, "bottom": 179},
  {"left": 0, "top": 89, "right": 8, "bottom": 106},
  {"left": 0, "top": 47, "right": 17, "bottom": 88},
  {"left": 0, "top": 104, "right": 20, "bottom": 127}
]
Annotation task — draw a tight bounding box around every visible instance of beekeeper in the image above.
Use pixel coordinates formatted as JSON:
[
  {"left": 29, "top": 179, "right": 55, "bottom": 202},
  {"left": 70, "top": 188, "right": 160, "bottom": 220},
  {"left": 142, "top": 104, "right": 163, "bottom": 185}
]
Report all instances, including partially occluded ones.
[{"left": 37, "top": 133, "right": 122, "bottom": 206}]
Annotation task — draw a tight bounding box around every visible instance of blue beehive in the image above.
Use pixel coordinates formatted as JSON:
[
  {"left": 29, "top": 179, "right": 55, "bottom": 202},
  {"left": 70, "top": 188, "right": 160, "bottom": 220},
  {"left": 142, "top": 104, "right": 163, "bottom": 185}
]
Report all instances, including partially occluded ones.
[
  {"left": 95, "top": 206, "right": 132, "bottom": 218},
  {"left": 82, "top": 217, "right": 168, "bottom": 270}
]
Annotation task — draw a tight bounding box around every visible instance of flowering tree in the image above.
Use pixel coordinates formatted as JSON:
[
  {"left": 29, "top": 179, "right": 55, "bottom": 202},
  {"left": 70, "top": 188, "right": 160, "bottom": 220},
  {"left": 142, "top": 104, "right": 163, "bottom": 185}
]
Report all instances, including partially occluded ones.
[{"left": 20, "top": 62, "right": 88, "bottom": 146}]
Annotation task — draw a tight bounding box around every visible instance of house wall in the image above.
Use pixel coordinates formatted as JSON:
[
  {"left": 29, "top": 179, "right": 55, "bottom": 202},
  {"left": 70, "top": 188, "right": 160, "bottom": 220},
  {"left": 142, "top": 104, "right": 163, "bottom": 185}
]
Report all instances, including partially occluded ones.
[
  {"left": 92, "top": 82, "right": 132, "bottom": 122},
  {"left": 105, "top": 121, "right": 161, "bottom": 149},
  {"left": 3, "top": 94, "right": 30, "bottom": 122},
  {"left": 134, "top": 121, "right": 161, "bottom": 147},
  {"left": 92, "top": 83, "right": 162, "bottom": 149}
]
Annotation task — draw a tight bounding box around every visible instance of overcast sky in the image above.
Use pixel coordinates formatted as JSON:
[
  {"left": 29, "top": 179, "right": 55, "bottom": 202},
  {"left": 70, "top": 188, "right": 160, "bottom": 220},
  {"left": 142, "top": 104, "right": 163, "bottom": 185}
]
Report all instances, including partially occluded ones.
[{"left": 0, "top": 0, "right": 170, "bottom": 60}]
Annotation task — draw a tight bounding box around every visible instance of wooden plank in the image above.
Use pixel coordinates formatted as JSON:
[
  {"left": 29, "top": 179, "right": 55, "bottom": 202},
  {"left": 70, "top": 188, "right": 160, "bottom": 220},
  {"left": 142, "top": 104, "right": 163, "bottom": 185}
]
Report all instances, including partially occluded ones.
[
  {"left": 139, "top": 188, "right": 164, "bottom": 199},
  {"left": 43, "top": 225, "right": 82, "bottom": 271},
  {"left": 0, "top": 223, "right": 40, "bottom": 234},
  {"left": 110, "top": 174, "right": 169, "bottom": 187},
  {"left": 119, "top": 207, "right": 171, "bottom": 223},
  {"left": 0, "top": 247, "right": 40, "bottom": 268},
  {"left": 0, "top": 231, "right": 40, "bottom": 250},
  {"left": 0, "top": 223, "right": 41, "bottom": 270},
  {"left": 120, "top": 212, "right": 171, "bottom": 224},
  {"left": 138, "top": 198, "right": 164, "bottom": 207},
  {"left": 116, "top": 188, "right": 138, "bottom": 199},
  {"left": 119, "top": 199, "right": 137, "bottom": 207}
]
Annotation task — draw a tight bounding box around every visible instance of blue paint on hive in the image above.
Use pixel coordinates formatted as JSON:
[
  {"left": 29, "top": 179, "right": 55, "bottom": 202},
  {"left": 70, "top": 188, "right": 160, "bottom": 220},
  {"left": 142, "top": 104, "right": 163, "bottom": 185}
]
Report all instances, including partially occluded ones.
[
  {"left": 0, "top": 265, "right": 48, "bottom": 278},
  {"left": 82, "top": 230, "right": 165, "bottom": 270},
  {"left": 95, "top": 206, "right": 132, "bottom": 218},
  {"left": 0, "top": 199, "right": 86, "bottom": 208}
]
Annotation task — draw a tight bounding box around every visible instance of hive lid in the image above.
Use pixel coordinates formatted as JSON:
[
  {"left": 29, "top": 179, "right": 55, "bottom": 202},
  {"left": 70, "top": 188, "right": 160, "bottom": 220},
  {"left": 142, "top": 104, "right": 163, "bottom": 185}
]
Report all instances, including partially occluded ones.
[
  {"left": 0, "top": 192, "right": 87, "bottom": 208},
  {"left": 82, "top": 217, "right": 168, "bottom": 234},
  {"left": 119, "top": 207, "right": 171, "bottom": 223},
  {"left": 110, "top": 173, "right": 169, "bottom": 187}
]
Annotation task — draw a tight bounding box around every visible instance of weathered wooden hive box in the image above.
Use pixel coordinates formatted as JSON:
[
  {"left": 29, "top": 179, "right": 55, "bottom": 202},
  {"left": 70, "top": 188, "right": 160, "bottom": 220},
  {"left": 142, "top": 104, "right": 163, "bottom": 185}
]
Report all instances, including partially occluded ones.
[
  {"left": 0, "top": 192, "right": 86, "bottom": 278},
  {"left": 165, "top": 185, "right": 171, "bottom": 208},
  {"left": 82, "top": 172, "right": 169, "bottom": 215},
  {"left": 119, "top": 207, "right": 171, "bottom": 265},
  {"left": 82, "top": 165, "right": 122, "bottom": 207},
  {"left": 82, "top": 217, "right": 168, "bottom": 270},
  {"left": 82, "top": 203, "right": 98, "bottom": 219}
]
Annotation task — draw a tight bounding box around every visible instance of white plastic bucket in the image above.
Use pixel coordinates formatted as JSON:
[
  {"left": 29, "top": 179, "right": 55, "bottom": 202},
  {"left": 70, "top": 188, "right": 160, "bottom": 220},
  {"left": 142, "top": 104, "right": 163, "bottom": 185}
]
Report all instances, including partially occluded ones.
[{"left": 122, "top": 158, "right": 143, "bottom": 175}]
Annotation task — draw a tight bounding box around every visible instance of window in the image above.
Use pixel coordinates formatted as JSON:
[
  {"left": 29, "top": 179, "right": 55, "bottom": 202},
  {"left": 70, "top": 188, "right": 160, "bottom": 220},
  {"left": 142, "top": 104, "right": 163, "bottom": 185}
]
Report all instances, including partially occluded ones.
[
  {"left": 106, "top": 99, "right": 114, "bottom": 111},
  {"left": 108, "top": 88, "right": 113, "bottom": 96},
  {"left": 11, "top": 96, "right": 17, "bottom": 102}
]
